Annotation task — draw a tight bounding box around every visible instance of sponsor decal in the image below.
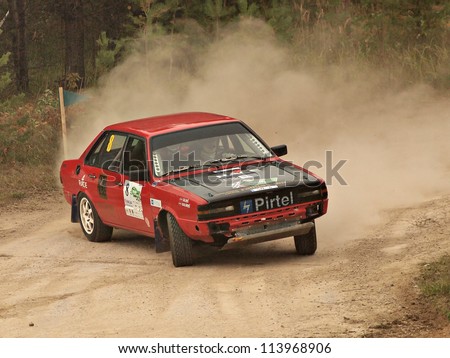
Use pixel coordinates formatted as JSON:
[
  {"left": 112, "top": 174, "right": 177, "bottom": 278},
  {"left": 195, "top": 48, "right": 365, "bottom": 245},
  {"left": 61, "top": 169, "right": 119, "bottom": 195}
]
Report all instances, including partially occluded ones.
[
  {"left": 240, "top": 192, "right": 294, "bottom": 214},
  {"left": 213, "top": 171, "right": 279, "bottom": 190},
  {"left": 232, "top": 180, "right": 242, "bottom": 189},
  {"left": 78, "top": 175, "right": 87, "bottom": 189},
  {"left": 213, "top": 167, "right": 242, "bottom": 178},
  {"left": 150, "top": 198, "right": 162, "bottom": 208},
  {"left": 251, "top": 184, "right": 278, "bottom": 192},
  {"left": 240, "top": 199, "right": 254, "bottom": 214},
  {"left": 238, "top": 174, "right": 254, "bottom": 181},
  {"left": 178, "top": 197, "right": 190, "bottom": 208},
  {"left": 123, "top": 180, "right": 144, "bottom": 220},
  {"left": 259, "top": 177, "right": 278, "bottom": 184}
]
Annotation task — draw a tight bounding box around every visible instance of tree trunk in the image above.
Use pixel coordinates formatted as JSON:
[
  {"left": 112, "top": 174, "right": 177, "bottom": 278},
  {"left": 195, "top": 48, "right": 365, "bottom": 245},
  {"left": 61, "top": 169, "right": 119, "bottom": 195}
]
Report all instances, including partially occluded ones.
[
  {"left": 63, "top": 0, "right": 85, "bottom": 88},
  {"left": 7, "top": 0, "right": 29, "bottom": 93}
]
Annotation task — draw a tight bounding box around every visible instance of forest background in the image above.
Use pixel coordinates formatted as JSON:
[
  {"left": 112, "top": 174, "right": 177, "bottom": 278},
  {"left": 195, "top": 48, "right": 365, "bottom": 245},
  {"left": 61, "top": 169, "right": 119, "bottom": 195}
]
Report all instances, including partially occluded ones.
[{"left": 1, "top": 0, "right": 448, "bottom": 169}]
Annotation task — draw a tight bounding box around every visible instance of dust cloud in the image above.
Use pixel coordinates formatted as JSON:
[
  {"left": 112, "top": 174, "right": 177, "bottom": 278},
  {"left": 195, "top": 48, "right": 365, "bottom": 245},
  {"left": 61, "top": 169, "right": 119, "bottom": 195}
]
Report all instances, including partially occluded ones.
[{"left": 67, "top": 19, "right": 450, "bottom": 244}]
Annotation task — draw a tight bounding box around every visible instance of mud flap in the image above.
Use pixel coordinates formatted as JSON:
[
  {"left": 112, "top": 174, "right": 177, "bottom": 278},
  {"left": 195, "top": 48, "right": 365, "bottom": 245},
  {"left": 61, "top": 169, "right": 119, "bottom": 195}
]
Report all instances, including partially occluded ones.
[
  {"left": 71, "top": 195, "right": 79, "bottom": 223},
  {"left": 154, "top": 220, "right": 170, "bottom": 253}
]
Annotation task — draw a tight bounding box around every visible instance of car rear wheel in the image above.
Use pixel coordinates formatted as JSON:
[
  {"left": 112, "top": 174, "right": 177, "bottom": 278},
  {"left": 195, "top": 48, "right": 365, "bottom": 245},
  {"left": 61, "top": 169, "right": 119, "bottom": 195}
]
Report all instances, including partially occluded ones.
[
  {"left": 78, "top": 193, "right": 113, "bottom": 242},
  {"left": 294, "top": 223, "right": 317, "bottom": 255},
  {"left": 167, "top": 213, "right": 193, "bottom": 267}
]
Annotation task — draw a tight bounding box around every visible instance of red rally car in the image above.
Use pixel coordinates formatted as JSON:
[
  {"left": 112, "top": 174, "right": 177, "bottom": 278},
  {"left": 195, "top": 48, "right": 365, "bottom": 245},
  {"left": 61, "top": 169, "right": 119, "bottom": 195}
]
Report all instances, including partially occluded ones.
[{"left": 60, "top": 112, "right": 328, "bottom": 267}]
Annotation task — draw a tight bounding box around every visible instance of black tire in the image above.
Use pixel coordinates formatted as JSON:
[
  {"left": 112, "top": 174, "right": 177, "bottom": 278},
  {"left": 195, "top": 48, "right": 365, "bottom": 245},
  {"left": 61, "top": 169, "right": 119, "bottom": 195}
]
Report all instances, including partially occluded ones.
[
  {"left": 294, "top": 223, "right": 317, "bottom": 255},
  {"left": 78, "top": 193, "right": 113, "bottom": 242},
  {"left": 167, "top": 213, "right": 193, "bottom": 267}
]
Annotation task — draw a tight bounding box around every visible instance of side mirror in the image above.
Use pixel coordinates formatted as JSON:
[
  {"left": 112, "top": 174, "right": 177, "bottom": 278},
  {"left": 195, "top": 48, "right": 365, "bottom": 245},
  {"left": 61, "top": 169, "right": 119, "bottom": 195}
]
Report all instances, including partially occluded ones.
[
  {"left": 271, "top": 144, "right": 288, "bottom": 157},
  {"left": 128, "top": 168, "right": 149, "bottom": 182}
]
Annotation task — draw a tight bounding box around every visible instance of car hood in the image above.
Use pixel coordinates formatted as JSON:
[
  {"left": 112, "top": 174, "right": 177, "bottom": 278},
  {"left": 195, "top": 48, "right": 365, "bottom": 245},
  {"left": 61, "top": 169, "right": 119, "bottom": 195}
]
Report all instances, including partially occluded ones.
[{"left": 167, "top": 161, "right": 321, "bottom": 203}]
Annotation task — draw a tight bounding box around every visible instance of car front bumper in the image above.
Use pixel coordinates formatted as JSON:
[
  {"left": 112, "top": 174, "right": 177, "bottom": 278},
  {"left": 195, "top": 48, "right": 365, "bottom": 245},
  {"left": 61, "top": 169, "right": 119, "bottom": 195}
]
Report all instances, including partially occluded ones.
[{"left": 221, "top": 219, "right": 314, "bottom": 250}]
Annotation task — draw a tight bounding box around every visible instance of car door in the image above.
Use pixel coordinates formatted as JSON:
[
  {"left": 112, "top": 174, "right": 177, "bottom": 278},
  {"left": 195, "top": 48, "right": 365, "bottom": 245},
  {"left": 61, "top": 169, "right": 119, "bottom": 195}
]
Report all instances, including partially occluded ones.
[
  {"left": 119, "top": 136, "right": 154, "bottom": 235},
  {"left": 83, "top": 131, "right": 128, "bottom": 225}
]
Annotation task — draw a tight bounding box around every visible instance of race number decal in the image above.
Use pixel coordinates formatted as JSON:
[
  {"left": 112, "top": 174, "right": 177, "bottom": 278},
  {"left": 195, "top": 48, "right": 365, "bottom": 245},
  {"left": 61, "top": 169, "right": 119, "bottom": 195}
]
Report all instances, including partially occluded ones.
[
  {"left": 106, "top": 134, "right": 115, "bottom": 152},
  {"left": 123, "top": 180, "right": 144, "bottom": 220}
]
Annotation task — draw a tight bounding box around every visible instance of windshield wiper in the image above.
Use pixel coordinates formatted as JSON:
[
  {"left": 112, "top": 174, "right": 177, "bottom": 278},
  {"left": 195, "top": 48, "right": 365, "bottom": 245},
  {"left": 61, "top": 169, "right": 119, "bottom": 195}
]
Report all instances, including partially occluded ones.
[
  {"left": 209, "top": 154, "right": 270, "bottom": 164},
  {"left": 240, "top": 155, "right": 271, "bottom": 161},
  {"left": 161, "top": 162, "right": 221, "bottom": 177}
]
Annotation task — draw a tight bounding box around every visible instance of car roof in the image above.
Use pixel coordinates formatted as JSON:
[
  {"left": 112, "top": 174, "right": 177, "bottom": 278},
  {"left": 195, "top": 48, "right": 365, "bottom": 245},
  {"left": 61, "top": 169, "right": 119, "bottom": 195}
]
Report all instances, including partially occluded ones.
[{"left": 103, "top": 112, "right": 239, "bottom": 137}]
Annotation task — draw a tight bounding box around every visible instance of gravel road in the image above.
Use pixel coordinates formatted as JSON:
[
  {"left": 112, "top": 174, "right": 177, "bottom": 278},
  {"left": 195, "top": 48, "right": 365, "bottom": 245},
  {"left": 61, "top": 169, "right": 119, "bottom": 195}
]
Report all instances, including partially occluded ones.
[{"left": 0, "top": 195, "right": 449, "bottom": 337}]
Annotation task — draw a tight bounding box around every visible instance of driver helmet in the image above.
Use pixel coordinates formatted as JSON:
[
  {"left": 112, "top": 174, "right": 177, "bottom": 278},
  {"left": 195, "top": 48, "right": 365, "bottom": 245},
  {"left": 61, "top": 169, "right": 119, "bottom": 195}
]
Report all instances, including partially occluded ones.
[{"left": 199, "top": 137, "right": 219, "bottom": 162}]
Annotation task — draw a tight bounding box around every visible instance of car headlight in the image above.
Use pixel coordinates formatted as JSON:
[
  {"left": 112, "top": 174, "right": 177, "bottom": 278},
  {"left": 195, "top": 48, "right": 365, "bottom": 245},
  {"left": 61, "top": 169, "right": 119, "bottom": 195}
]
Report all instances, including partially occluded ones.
[
  {"left": 297, "top": 189, "right": 320, "bottom": 198},
  {"left": 198, "top": 205, "right": 235, "bottom": 216}
]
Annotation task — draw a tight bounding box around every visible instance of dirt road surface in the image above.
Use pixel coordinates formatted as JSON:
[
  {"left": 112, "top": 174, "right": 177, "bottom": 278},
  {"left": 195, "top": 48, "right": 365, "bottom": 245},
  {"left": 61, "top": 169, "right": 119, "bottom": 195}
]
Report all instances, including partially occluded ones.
[{"left": 0, "top": 195, "right": 449, "bottom": 338}]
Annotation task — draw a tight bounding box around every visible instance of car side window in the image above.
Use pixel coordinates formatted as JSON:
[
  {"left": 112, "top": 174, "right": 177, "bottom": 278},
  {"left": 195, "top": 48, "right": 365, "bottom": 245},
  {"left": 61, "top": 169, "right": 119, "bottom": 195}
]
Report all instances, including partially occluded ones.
[
  {"left": 123, "top": 137, "right": 147, "bottom": 173},
  {"left": 85, "top": 133, "right": 107, "bottom": 167},
  {"left": 85, "top": 132, "right": 128, "bottom": 171}
]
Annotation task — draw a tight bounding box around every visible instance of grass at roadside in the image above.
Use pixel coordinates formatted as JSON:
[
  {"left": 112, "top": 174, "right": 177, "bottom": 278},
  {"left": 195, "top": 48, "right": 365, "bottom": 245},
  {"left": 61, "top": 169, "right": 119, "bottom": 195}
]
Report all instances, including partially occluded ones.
[
  {"left": 0, "top": 164, "right": 59, "bottom": 205},
  {"left": 0, "top": 91, "right": 60, "bottom": 206},
  {"left": 420, "top": 255, "right": 450, "bottom": 321}
]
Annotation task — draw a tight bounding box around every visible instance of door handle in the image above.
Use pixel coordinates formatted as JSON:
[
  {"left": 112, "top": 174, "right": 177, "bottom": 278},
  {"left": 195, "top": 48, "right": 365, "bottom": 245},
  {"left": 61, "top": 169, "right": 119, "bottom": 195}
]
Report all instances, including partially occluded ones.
[{"left": 88, "top": 174, "right": 97, "bottom": 179}]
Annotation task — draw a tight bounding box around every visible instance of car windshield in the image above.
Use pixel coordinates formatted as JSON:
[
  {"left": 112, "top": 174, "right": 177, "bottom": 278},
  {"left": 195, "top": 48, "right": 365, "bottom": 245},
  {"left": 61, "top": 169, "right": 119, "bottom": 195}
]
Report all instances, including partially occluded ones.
[{"left": 151, "top": 122, "right": 272, "bottom": 177}]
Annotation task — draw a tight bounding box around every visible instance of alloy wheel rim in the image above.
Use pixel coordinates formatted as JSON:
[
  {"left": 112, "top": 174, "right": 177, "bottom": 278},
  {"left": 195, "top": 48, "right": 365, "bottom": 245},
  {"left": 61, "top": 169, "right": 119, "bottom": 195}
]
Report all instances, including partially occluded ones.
[{"left": 80, "top": 198, "right": 94, "bottom": 234}]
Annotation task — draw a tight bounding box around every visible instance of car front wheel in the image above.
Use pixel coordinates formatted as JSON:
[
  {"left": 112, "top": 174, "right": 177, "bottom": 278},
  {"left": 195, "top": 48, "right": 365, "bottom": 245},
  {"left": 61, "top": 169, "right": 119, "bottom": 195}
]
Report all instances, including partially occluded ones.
[
  {"left": 167, "top": 213, "right": 193, "bottom": 267},
  {"left": 294, "top": 223, "right": 317, "bottom": 255},
  {"left": 78, "top": 193, "right": 113, "bottom": 242}
]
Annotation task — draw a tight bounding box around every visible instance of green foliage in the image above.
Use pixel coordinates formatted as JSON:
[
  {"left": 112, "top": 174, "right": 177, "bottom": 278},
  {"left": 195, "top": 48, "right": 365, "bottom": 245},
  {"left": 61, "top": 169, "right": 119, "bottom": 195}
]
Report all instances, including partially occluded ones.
[
  {"left": 0, "top": 52, "right": 11, "bottom": 92},
  {"left": 204, "top": 0, "right": 236, "bottom": 37},
  {"left": 0, "top": 93, "right": 25, "bottom": 112},
  {"left": 0, "top": 90, "right": 59, "bottom": 166},
  {"left": 128, "top": 0, "right": 179, "bottom": 34},
  {"left": 125, "top": 0, "right": 185, "bottom": 62},
  {"left": 1, "top": 0, "right": 449, "bottom": 96},
  {"left": 0, "top": 47, "right": 26, "bottom": 114},
  {"left": 0, "top": 51, "right": 10, "bottom": 67},
  {"left": 237, "top": 0, "right": 260, "bottom": 18},
  {"left": 95, "top": 32, "right": 125, "bottom": 78},
  {"left": 36, "top": 89, "right": 59, "bottom": 113},
  {"left": 266, "top": 0, "right": 296, "bottom": 41},
  {"left": 284, "top": 0, "right": 449, "bottom": 87},
  {"left": 0, "top": 26, "right": 11, "bottom": 94}
]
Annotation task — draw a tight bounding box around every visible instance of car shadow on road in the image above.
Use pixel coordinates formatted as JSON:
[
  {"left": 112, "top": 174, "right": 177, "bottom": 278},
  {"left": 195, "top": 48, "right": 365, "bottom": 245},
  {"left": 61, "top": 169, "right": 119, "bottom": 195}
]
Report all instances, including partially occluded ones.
[
  {"left": 110, "top": 230, "right": 155, "bottom": 249},
  {"left": 107, "top": 230, "right": 321, "bottom": 267},
  {"left": 192, "top": 241, "right": 320, "bottom": 267}
]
